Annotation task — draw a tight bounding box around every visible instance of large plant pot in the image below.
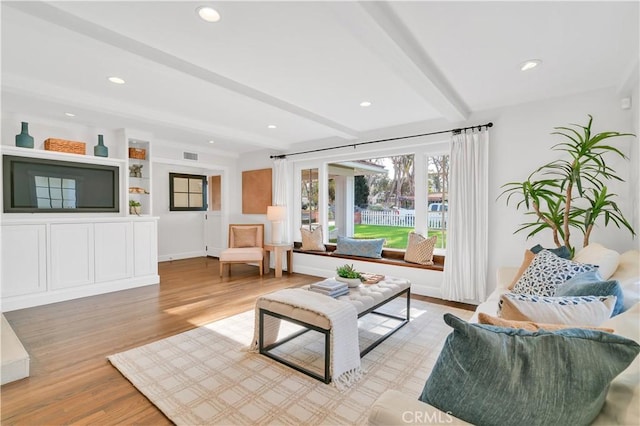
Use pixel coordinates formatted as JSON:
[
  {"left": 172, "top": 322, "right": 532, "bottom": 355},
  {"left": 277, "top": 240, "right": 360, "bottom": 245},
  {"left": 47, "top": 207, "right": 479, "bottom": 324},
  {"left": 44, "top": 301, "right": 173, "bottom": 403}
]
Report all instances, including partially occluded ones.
[{"left": 335, "top": 276, "right": 361, "bottom": 288}]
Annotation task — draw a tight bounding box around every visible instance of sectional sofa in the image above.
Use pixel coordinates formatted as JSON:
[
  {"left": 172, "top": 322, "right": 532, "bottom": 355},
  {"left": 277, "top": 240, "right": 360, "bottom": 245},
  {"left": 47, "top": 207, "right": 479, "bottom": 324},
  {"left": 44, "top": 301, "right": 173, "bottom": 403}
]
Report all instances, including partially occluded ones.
[{"left": 369, "top": 245, "right": 640, "bottom": 425}]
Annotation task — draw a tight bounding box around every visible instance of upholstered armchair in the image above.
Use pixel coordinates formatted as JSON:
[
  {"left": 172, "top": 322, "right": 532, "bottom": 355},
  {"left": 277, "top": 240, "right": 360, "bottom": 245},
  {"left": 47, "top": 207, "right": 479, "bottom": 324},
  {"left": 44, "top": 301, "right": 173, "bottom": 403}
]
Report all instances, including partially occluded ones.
[{"left": 219, "top": 224, "right": 265, "bottom": 277}]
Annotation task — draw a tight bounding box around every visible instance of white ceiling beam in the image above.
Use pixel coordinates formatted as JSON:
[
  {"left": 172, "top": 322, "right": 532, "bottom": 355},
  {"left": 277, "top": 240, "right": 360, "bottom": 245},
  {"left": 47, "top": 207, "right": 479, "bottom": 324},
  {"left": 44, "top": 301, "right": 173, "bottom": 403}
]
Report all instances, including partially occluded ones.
[
  {"left": 2, "top": 74, "right": 280, "bottom": 150},
  {"left": 357, "top": 1, "right": 470, "bottom": 122},
  {"left": 6, "top": 1, "right": 360, "bottom": 141}
]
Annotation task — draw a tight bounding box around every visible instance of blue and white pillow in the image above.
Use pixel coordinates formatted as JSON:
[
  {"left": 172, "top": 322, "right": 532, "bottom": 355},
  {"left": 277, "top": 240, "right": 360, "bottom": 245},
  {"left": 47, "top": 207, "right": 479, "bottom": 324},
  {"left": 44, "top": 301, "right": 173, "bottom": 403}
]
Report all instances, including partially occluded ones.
[
  {"left": 512, "top": 250, "right": 597, "bottom": 296},
  {"left": 334, "top": 236, "right": 384, "bottom": 259},
  {"left": 498, "top": 292, "right": 616, "bottom": 326}
]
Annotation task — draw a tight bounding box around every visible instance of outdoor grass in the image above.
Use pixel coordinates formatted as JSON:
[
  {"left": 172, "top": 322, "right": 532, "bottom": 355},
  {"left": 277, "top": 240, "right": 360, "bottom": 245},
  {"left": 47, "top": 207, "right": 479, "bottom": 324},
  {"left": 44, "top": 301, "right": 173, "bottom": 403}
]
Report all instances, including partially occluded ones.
[{"left": 329, "top": 225, "right": 446, "bottom": 249}]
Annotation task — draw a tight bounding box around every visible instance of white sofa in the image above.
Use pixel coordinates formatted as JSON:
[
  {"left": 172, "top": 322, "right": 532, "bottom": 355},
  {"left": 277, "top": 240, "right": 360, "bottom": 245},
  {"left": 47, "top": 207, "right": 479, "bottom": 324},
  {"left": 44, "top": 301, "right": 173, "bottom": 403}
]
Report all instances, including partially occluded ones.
[{"left": 368, "top": 249, "right": 640, "bottom": 426}]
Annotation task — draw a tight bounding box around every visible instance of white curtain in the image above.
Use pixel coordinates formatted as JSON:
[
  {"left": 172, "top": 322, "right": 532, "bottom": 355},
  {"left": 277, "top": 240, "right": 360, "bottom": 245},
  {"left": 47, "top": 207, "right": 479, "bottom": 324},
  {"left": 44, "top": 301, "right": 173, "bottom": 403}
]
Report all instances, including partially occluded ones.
[
  {"left": 441, "top": 128, "right": 489, "bottom": 302},
  {"left": 273, "top": 158, "right": 290, "bottom": 243}
]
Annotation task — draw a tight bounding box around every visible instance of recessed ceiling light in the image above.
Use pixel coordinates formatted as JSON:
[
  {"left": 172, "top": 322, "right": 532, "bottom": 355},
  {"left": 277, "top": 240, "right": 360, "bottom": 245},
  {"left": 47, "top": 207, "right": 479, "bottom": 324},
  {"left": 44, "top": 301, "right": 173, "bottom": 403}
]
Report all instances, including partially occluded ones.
[
  {"left": 64, "top": 112, "right": 76, "bottom": 117},
  {"left": 267, "top": 125, "right": 277, "bottom": 129},
  {"left": 209, "top": 140, "right": 215, "bottom": 144},
  {"left": 520, "top": 59, "right": 542, "bottom": 71},
  {"left": 197, "top": 6, "right": 221, "bottom": 22},
  {"left": 108, "top": 76, "right": 125, "bottom": 84},
  {"left": 360, "top": 101, "right": 372, "bottom": 107}
]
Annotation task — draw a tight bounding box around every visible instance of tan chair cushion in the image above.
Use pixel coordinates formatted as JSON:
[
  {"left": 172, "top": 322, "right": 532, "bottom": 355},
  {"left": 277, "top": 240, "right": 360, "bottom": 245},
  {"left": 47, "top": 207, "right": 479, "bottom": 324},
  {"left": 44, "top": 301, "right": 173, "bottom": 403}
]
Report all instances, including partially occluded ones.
[
  {"left": 233, "top": 227, "right": 258, "bottom": 247},
  {"left": 220, "top": 247, "right": 263, "bottom": 262}
]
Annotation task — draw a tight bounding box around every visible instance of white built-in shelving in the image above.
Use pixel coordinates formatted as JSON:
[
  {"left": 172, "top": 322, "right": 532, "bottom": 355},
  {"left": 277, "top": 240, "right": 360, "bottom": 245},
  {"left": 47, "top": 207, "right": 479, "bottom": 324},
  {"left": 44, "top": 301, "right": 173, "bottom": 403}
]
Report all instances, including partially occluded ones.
[{"left": 126, "top": 138, "right": 152, "bottom": 216}]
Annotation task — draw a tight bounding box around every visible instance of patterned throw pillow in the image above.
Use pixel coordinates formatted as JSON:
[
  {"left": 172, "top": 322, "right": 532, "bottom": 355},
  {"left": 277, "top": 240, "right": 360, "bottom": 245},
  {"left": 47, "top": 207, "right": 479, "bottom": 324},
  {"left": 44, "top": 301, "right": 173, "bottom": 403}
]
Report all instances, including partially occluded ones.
[
  {"left": 512, "top": 250, "right": 597, "bottom": 296},
  {"left": 233, "top": 227, "right": 257, "bottom": 248},
  {"left": 404, "top": 232, "right": 437, "bottom": 265},
  {"left": 300, "top": 226, "right": 326, "bottom": 251},
  {"left": 498, "top": 293, "right": 616, "bottom": 326},
  {"left": 334, "top": 236, "right": 384, "bottom": 259},
  {"left": 420, "top": 314, "right": 640, "bottom": 426}
]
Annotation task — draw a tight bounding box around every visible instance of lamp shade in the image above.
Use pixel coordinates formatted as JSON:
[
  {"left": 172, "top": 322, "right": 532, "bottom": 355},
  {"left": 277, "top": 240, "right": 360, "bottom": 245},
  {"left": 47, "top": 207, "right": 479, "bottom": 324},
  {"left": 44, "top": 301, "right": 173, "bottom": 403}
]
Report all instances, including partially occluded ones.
[{"left": 267, "top": 205, "right": 286, "bottom": 221}]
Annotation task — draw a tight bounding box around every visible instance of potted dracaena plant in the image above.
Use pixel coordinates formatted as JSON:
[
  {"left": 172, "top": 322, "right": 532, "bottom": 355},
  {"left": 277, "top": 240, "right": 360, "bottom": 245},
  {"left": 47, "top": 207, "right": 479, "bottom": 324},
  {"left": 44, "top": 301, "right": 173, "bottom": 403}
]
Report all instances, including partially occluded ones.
[{"left": 499, "top": 115, "right": 635, "bottom": 255}]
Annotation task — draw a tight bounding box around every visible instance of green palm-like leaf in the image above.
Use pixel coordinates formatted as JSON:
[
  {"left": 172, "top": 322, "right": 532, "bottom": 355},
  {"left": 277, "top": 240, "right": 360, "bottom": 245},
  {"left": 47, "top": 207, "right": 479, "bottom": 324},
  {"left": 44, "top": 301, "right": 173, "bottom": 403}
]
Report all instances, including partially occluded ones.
[{"left": 500, "top": 115, "right": 635, "bottom": 251}]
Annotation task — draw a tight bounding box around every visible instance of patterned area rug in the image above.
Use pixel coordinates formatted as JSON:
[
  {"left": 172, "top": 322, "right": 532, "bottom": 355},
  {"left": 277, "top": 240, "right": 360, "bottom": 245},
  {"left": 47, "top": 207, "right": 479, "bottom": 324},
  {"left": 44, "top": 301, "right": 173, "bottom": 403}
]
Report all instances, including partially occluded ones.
[{"left": 108, "top": 298, "right": 472, "bottom": 425}]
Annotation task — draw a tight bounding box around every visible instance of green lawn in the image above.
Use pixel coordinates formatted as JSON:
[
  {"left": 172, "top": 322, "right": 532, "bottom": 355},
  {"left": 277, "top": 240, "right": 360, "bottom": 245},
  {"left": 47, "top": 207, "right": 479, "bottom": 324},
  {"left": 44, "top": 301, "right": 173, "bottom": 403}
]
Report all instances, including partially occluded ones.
[{"left": 329, "top": 225, "right": 446, "bottom": 249}]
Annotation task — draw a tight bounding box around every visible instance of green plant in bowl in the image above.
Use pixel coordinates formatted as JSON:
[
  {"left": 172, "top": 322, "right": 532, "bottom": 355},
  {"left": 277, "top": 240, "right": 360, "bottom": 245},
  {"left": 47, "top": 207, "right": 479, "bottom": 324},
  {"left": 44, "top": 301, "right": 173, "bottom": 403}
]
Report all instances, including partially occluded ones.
[{"left": 336, "top": 264, "right": 362, "bottom": 280}]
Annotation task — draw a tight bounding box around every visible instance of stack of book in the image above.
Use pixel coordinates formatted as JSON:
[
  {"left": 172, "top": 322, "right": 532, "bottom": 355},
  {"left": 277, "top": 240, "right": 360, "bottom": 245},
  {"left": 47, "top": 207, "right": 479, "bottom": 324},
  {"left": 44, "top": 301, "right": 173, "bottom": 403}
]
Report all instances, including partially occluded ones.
[{"left": 309, "top": 279, "right": 349, "bottom": 298}]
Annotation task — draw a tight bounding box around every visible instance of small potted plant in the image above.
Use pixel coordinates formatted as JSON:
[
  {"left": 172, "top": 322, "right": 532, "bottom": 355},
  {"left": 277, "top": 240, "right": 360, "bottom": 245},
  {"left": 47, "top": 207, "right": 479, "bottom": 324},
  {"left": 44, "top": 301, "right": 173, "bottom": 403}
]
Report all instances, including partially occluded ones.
[
  {"left": 335, "top": 264, "right": 362, "bottom": 287},
  {"left": 129, "top": 199, "right": 142, "bottom": 215}
]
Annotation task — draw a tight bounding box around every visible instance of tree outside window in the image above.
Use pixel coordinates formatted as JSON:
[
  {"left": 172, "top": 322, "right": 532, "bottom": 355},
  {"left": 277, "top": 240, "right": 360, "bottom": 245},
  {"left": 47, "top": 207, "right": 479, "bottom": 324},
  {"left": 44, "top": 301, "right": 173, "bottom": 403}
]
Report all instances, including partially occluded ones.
[
  {"left": 427, "top": 155, "right": 449, "bottom": 249},
  {"left": 300, "top": 168, "right": 319, "bottom": 230},
  {"left": 299, "top": 150, "right": 449, "bottom": 251}
]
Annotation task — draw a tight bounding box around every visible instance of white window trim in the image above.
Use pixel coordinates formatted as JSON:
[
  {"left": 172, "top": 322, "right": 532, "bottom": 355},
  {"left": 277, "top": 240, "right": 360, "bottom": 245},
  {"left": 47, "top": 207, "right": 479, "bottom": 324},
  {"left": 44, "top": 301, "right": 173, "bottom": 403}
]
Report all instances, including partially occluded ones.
[{"left": 292, "top": 138, "right": 449, "bottom": 250}]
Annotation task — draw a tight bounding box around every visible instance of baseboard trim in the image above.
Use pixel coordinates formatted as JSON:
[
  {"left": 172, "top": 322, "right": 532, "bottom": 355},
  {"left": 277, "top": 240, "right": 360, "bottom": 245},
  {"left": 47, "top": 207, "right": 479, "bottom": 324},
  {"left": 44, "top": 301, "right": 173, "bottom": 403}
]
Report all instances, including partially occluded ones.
[{"left": 158, "top": 251, "right": 206, "bottom": 262}]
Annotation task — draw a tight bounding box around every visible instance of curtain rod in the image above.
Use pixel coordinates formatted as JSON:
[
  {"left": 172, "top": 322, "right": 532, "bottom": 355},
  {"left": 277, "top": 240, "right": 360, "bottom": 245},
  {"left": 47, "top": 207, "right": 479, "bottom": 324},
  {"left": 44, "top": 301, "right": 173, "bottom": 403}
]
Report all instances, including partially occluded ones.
[{"left": 270, "top": 122, "right": 493, "bottom": 159}]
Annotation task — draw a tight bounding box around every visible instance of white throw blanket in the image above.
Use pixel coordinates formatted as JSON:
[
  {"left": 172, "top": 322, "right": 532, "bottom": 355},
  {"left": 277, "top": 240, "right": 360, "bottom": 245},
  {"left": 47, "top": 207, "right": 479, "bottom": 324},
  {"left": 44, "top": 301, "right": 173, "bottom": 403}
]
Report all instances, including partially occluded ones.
[{"left": 248, "top": 288, "right": 363, "bottom": 390}]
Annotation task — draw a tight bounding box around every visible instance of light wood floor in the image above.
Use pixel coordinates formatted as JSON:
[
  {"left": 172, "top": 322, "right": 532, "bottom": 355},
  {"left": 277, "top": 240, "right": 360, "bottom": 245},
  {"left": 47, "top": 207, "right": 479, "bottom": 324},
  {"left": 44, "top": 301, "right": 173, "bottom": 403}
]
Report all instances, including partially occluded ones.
[{"left": 1, "top": 257, "right": 472, "bottom": 425}]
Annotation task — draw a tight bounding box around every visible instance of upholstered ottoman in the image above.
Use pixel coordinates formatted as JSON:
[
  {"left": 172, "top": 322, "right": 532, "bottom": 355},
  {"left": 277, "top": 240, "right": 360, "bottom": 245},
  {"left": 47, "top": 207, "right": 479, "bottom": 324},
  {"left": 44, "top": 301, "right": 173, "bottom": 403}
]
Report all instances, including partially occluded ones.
[{"left": 254, "top": 277, "right": 411, "bottom": 384}]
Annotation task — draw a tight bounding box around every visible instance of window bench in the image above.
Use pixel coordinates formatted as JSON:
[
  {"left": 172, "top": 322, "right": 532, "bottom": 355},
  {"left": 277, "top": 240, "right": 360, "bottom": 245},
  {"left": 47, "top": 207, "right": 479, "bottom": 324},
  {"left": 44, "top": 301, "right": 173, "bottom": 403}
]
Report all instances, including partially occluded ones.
[{"left": 292, "top": 243, "right": 444, "bottom": 272}]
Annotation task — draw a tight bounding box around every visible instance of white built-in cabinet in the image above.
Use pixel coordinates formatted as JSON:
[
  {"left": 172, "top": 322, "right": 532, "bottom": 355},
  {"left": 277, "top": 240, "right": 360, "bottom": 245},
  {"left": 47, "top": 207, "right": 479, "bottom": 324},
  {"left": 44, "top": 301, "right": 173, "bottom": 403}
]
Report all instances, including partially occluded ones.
[
  {"left": 1, "top": 217, "right": 159, "bottom": 312},
  {"left": 133, "top": 220, "right": 157, "bottom": 276},
  {"left": 94, "top": 221, "right": 133, "bottom": 283},
  {"left": 50, "top": 223, "right": 94, "bottom": 289},
  {"left": 1, "top": 224, "right": 47, "bottom": 297},
  {"left": 1, "top": 128, "right": 160, "bottom": 311}
]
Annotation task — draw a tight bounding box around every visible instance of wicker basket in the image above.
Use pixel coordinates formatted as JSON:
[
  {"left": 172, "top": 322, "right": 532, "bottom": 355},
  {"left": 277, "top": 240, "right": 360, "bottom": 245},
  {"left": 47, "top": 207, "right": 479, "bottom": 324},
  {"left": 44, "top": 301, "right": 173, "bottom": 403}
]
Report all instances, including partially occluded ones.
[
  {"left": 128, "top": 147, "right": 146, "bottom": 160},
  {"left": 44, "top": 138, "right": 86, "bottom": 155}
]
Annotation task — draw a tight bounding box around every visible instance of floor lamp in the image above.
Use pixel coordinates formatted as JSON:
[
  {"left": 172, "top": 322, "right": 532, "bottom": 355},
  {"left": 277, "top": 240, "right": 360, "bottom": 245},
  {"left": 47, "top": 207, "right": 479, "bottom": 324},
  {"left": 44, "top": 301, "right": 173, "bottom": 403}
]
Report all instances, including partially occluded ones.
[{"left": 267, "top": 206, "right": 286, "bottom": 244}]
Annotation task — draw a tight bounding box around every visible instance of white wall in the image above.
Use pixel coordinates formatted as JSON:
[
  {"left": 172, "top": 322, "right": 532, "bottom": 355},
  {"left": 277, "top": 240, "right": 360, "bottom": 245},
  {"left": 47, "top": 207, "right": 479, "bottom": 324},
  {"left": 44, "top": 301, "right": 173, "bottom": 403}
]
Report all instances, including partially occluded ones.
[
  {"left": 153, "top": 162, "right": 208, "bottom": 261},
  {"left": 227, "top": 149, "right": 274, "bottom": 241},
  {"left": 151, "top": 138, "right": 234, "bottom": 261},
  {"left": 486, "top": 87, "right": 639, "bottom": 291},
  {"left": 629, "top": 80, "right": 640, "bottom": 237}
]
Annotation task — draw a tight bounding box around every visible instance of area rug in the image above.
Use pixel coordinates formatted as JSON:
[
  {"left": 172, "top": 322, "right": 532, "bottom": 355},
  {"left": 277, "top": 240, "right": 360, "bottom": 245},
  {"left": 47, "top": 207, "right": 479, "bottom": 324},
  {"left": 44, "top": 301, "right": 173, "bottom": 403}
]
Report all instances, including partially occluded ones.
[{"left": 108, "top": 298, "right": 472, "bottom": 425}]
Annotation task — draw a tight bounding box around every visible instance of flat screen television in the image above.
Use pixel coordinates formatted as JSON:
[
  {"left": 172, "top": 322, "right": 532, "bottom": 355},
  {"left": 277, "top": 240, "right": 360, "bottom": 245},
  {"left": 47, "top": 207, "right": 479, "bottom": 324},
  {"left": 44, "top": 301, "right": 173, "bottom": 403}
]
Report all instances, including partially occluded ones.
[{"left": 3, "top": 155, "right": 120, "bottom": 213}]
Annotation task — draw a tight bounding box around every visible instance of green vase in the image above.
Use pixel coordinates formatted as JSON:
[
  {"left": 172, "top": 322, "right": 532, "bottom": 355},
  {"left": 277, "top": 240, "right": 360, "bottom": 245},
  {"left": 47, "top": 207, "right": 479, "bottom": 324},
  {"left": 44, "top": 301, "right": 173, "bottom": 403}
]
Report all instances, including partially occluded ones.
[
  {"left": 15, "top": 122, "right": 34, "bottom": 148},
  {"left": 94, "top": 134, "right": 108, "bottom": 157}
]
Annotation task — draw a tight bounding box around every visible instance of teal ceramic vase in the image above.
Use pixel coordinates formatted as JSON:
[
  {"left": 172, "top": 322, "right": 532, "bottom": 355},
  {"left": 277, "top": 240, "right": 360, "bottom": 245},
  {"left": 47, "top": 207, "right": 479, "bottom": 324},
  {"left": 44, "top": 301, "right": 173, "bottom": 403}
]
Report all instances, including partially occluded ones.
[
  {"left": 94, "top": 134, "right": 108, "bottom": 157},
  {"left": 15, "top": 122, "right": 34, "bottom": 148}
]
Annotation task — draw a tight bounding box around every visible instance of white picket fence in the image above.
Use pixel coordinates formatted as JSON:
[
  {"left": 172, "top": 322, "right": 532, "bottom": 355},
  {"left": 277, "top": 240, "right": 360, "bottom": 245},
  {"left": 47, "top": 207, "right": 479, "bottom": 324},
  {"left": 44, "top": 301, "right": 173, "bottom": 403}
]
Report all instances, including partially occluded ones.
[{"left": 360, "top": 210, "right": 447, "bottom": 229}]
